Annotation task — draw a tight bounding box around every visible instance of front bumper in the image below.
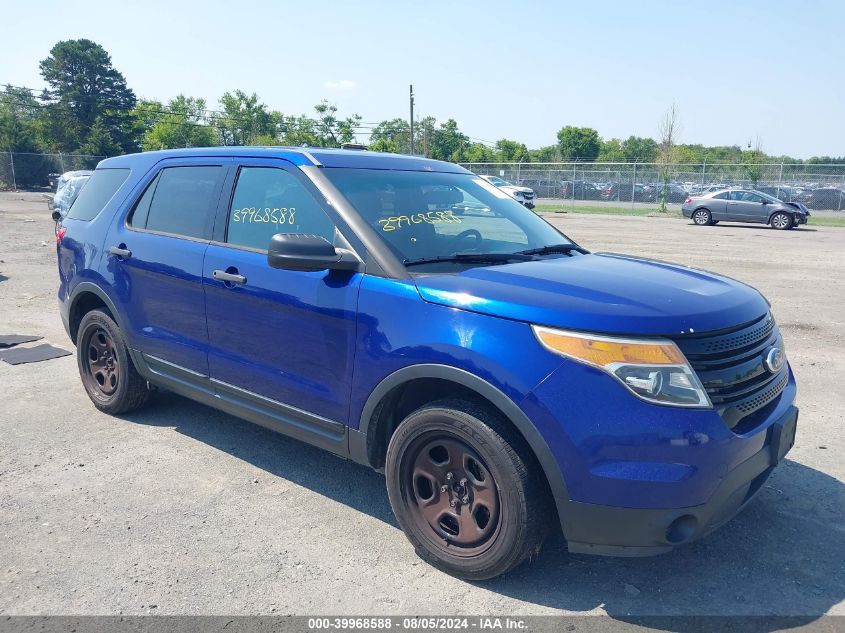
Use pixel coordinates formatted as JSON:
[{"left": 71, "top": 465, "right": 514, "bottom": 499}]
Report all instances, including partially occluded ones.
[{"left": 564, "top": 405, "right": 797, "bottom": 556}]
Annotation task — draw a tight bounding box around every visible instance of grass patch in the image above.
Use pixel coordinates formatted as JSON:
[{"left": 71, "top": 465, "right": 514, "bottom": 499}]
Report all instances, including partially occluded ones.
[
  {"left": 538, "top": 204, "right": 669, "bottom": 216},
  {"left": 809, "top": 216, "right": 845, "bottom": 227}
]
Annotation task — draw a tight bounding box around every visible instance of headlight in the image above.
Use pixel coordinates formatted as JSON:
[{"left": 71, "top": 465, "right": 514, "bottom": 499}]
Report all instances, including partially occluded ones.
[{"left": 532, "top": 325, "right": 711, "bottom": 408}]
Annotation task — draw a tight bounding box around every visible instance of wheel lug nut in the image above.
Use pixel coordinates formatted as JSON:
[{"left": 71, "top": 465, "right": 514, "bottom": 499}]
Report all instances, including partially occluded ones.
[
  {"left": 449, "top": 500, "right": 456, "bottom": 507},
  {"left": 462, "top": 496, "right": 469, "bottom": 503},
  {"left": 460, "top": 478, "right": 467, "bottom": 486},
  {"left": 440, "top": 485, "right": 448, "bottom": 493},
  {"left": 445, "top": 472, "right": 453, "bottom": 480}
]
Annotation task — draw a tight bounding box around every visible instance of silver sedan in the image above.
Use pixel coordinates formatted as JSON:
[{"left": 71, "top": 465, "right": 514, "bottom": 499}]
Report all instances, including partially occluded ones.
[{"left": 682, "top": 189, "right": 809, "bottom": 230}]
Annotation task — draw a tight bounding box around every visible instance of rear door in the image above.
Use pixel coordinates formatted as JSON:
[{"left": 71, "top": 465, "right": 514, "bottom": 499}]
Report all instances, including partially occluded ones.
[
  {"left": 104, "top": 158, "right": 228, "bottom": 374},
  {"left": 202, "top": 158, "right": 363, "bottom": 426}
]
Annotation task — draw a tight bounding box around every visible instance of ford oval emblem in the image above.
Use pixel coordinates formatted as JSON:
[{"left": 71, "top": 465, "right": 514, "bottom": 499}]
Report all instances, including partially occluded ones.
[{"left": 764, "top": 347, "right": 785, "bottom": 373}]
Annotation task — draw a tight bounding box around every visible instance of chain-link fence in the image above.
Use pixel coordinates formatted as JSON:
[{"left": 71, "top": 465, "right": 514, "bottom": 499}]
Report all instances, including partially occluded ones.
[
  {"left": 461, "top": 162, "right": 845, "bottom": 211},
  {"left": 0, "top": 152, "right": 106, "bottom": 191}
]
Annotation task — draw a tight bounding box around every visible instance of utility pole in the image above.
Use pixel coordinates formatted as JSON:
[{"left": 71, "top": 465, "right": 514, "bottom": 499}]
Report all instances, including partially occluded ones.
[{"left": 409, "top": 84, "right": 415, "bottom": 155}]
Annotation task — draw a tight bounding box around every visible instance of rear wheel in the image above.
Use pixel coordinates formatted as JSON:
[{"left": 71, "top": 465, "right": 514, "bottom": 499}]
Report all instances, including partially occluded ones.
[
  {"left": 692, "top": 208, "right": 712, "bottom": 225},
  {"left": 77, "top": 310, "right": 150, "bottom": 414},
  {"left": 385, "top": 400, "right": 551, "bottom": 580},
  {"left": 770, "top": 212, "right": 792, "bottom": 230}
]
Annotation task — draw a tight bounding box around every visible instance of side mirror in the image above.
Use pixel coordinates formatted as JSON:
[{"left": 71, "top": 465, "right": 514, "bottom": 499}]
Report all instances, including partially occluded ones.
[
  {"left": 761, "top": 199, "right": 769, "bottom": 204},
  {"left": 51, "top": 210, "right": 62, "bottom": 222},
  {"left": 267, "top": 233, "right": 359, "bottom": 272}
]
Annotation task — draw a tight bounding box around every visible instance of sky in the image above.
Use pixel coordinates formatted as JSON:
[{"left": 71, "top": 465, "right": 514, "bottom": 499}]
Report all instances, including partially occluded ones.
[{"left": 1, "top": 0, "right": 843, "bottom": 158}]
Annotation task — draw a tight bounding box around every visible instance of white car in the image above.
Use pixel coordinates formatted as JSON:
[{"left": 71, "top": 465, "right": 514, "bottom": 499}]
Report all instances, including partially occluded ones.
[{"left": 478, "top": 175, "right": 536, "bottom": 209}]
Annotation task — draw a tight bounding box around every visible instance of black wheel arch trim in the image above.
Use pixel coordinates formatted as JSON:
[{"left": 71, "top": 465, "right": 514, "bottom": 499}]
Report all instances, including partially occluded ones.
[{"left": 352, "top": 363, "right": 573, "bottom": 533}]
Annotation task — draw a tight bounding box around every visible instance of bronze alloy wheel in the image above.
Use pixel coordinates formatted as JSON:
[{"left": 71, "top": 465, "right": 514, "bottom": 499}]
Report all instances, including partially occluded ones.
[
  {"left": 401, "top": 432, "right": 502, "bottom": 557},
  {"left": 81, "top": 325, "right": 121, "bottom": 400}
]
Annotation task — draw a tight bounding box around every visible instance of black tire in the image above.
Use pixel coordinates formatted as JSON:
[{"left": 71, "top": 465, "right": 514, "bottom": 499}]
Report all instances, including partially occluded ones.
[
  {"left": 692, "top": 208, "right": 712, "bottom": 225},
  {"left": 385, "top": 399, "right": 551, "bottom": 580},
  {"left": 770, "top": 212, "right": 793, "bottom": 230},
  {"left": 76, "top": 309, "right": 150, "bottom": 414}
]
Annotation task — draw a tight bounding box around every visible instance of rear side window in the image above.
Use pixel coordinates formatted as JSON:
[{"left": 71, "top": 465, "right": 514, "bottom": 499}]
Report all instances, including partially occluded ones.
[
  {"left": 66, "top": 168, "right": 130, "bottom": 221},
  {"left": 131, "top": 166, "right": 222, "bottom": 240},
  {"left": 713, "top": 192, "right": 728, "bottom": 200},
  {"left": 225, "top": 167, "right": 335, "bottom": 250}
]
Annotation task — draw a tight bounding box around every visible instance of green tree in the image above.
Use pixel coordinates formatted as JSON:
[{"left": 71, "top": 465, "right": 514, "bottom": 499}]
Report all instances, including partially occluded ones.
[
  {"left": 656, "top": 103, "right": 680, "bottom": 212},
  {"left": 312, "top": 101, "right": 361, "bottom": 147},
  {"left": 76, "top": 117, "right": 120, "bottom": 156},
  {"left": 415, "top": 116, "right": 437, "bottom": 157},
  {"left": 213, "top": 90, "right": 277, "bottom": 146},
  {"left": 598, "top": 138, "right": 625, "bottom": 162},
  {"left": 556, "top": 126, "right": 601, "bottom": 161},
  {"left": 528, "top": 145, "right": 560, "bottom": 162},
  {"left": 39, "top": 39, "right": 136, "bottom": 153},
  {"left": 0, "top": 87, "right": 49, "bottom": 187},
  {"left": 464, "top": 142, "right": 496, "bottom": 163},
  {"left": 279, "top": 114, "right": 318, "bottom": 146},
  {"left": 494, "top": 138, "right": 529, "bottom": 162},
  {"left": 429, "top": 119, "right": 468, "bottom": 162},
  {"left": 368, "top": 118, "right": 411, "bottom": 154},
  {"left": 621, "top": 136, "right": 658, "bottom": 162},
  {"left": 141, "top": 95, "right": 216, "bottom": 150},
  {"left": 743, "top": 137, "right": 766, "bottom": 185}
]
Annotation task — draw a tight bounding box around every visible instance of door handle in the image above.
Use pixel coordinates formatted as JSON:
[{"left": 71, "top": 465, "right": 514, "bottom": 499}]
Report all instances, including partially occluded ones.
[
  {"left": 727, "top": 202, "right": 738, "bottom": 205},
  {"left": 212, "top": 269, "right": 247, "bottom": 285},
  {"left": 108, "top": 245, "right": 132, "bottom": 259}
]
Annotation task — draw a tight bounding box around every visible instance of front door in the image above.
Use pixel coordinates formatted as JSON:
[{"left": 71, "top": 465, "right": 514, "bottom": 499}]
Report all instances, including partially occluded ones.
[
  {"left": 727, "top": 190, "right": 767, "bottom": 223},
  {"left": 203, "top": 160, "right": 363, "bottom": 426}
]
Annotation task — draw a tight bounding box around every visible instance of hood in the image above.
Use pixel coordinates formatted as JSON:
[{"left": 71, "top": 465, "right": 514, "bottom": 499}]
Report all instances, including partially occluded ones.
[
  {"left": 502, "top": 185, "right": 533, "bottom": 194},
  {"left": 413, "top": 253, "right": 769, "bottom": 336}
]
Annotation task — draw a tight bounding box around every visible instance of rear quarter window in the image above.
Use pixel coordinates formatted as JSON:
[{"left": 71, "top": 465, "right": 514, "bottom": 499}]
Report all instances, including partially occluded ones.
[{"left": 66, "top": 168, "right": 130, "bottom": 221}]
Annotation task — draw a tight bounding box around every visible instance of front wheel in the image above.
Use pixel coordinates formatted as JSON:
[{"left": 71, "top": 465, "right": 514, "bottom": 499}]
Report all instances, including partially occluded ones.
[
  {"left": 385, "top": 400, "right": 551, "bottom": 580},
  {"left": 692, "top": 208, "right": 712, "bottom": 225},
  {"left": 770, "top": 212, "right": 793, "bottom": 230}
]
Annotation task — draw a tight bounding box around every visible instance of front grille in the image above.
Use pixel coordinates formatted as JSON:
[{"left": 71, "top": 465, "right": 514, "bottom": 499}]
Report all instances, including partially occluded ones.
[{"left": 674, "top": 313, "right": 788, "bottom": 431}]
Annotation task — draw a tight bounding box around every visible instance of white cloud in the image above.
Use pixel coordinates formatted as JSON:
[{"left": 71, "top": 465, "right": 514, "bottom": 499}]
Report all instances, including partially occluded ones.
[{"left": 324, "top": 79, "right": 357, "bottom": 91}]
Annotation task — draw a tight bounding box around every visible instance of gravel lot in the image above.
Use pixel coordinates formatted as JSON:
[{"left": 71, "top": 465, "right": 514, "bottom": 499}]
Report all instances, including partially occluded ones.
[{"left": 1, "top": 191, "right": 843, "bottom": 620}]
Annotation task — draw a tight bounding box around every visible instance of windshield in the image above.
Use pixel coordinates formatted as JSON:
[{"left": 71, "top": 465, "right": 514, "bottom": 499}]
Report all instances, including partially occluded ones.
[{"left": 323, "top": 168, "right": 573, "bottom": 270}]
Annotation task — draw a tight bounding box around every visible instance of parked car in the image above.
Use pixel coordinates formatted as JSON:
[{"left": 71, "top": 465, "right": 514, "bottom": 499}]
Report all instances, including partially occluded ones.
[
  {"left": 600, "top": 182, "right": 646, "bottom": 202},
  {"left": 478, "top": 174, "right": 536, "bottom": 209},
  {"left": 561, "top": 180, "right": 602, "bottom": 200},
  {"left": 48, "top": 170, "right": 92, "bottom": 220},
  {"left": 641, "top": 182, "right": 688, "bottom": 203},
  {"left": 682, "top": 189, "right": 809, "bottom": 229},
  {"left": 517, "top": 178, "right": 565, "bottom": 199},
  {"left": 802, "top": 187, "right": 845, "bottom": 210},
  {"left": 56, "top": 147, "right": 797, "bottom": 580}
]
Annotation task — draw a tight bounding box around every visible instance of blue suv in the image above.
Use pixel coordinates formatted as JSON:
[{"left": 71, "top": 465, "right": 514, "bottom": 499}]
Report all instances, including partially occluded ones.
[{"left": 56, "top": 147, "right": 798, "bottom": 579}]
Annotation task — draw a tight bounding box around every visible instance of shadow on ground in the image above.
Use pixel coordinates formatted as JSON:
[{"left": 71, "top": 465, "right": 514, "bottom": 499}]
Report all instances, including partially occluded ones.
[{"left": 122, "top": 392, "right": 844, "bottom": 627}]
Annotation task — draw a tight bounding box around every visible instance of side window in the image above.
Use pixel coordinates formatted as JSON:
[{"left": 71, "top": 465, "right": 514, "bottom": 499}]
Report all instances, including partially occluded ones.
[
  {"left": 128, "top": 173, "right": 160, "bottom": 229},
  {"left": 226, "top": 167, "right": 336, "bottom": 250},
  {"left": 745, "top": 193, "right": 763, "bottom": 203},
  {"left": 66, "top": 168, "right": 130, "bottom": 221},
  {"left": 139, "top": 166, "right": 222, "bottom": 239},
  {"left": 713, "top": 192, "right": 728, "bottom": 200}
]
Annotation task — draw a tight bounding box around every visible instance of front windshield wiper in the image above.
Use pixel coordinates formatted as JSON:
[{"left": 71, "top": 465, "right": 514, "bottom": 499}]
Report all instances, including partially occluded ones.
[
  {"left": 516, "top": 243, "right": 588, "bottom": 257},
  {"left": 403, "top": 252, "right": 536, "bottom": 267}
]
